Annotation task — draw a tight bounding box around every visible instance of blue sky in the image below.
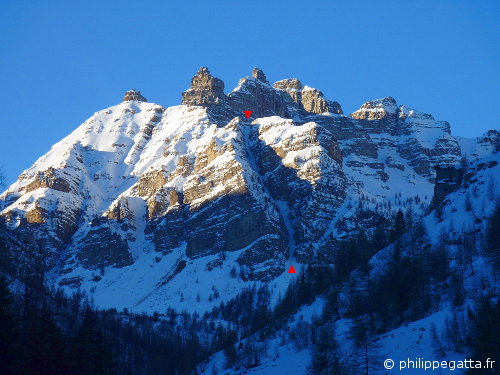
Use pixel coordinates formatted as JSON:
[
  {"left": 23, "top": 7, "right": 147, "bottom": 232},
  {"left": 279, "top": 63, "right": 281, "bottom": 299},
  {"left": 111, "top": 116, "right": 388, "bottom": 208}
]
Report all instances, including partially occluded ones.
[{"left": 0, "top": 0, "right": 499, "bottom": 185}]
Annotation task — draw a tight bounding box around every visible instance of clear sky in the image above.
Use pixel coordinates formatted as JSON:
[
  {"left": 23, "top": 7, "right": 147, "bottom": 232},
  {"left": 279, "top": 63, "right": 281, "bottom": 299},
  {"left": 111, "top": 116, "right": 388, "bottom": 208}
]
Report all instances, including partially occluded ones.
[{"left": 0, "top": 0, "right": 499, "bottom": 185}]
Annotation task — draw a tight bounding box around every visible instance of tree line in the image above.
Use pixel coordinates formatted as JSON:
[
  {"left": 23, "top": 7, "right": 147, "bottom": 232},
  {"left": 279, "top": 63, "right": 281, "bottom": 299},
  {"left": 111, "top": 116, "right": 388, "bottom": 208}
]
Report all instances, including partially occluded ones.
[{"left": 0, "top": 196, "right": 499, "bottom": 374}]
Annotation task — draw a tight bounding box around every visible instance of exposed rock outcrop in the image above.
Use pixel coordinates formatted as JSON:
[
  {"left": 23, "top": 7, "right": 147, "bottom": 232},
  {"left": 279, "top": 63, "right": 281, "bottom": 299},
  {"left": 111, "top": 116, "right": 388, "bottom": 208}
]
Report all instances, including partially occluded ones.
[
  {"left": 482, "top": 130, "right": 500, "bottom": 152},
  {"left": 301, "top": 87, "right": 329, "bottom": 114},
  {"left": 351, "top": 97, "right": 398, "bottom": 121},
  {"left": 75, "top": 218, "right": 133, "bottom": 270},
  {"left": 179, "top": 67, "right": 344, "bottom": 120},
  {"left": 23, "top": 168, "right": 74, "bottom": 194},
  {"left": 123, "top": 90, "right": 148, "bottom": 102},
  {"left": 25, "top": 204, "right": 46, "bottom": 224},
  {"left": 181, "top": 67, "right": 225, "bottom": 106},
  {"left": 274, "top": 79, "right": 342, "bottom": 115},
  {"left": 274, "top": 78, "right": 303, "bottom": 95},
  {"left": 252, "top": 67, "right": 269, "bottom": 84},
  {"left": 227, "top": 70, "right": 288, "bottom": 118},
  {"left": 432, "top": 166, "right": 464, "bottom": 206}
]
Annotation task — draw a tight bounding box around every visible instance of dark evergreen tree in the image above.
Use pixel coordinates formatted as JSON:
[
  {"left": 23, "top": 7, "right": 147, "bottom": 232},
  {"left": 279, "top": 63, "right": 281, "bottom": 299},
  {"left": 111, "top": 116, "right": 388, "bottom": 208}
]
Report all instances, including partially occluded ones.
[
  {"left": 323, "top": 286, "right": 340, "bottom": 321},
  {"left": 486, "top": 200, "right": 500, "bottom": 272},
  {"left": 348, "top": 315, "right": 380, "bottom": 375},
  {"left": 71, "top": 307, "right": 115, "bottom": 375},
  {"left": 23, "top": 308, "right": 68, "bottom": 375},
  {"left": 308, "top": 322, "right": 343, "bottom": 375},
  {"left": 0, "top": 276, "right": 20, "bottom": 375},
  {"left": 408, "top": 223, "right": 431, "bottom": 314},
  {"left": 430, "top": 322, "right": 445, "bottom": 358},
  {"left": 429, "top": 229, "right": 450, "bottom": 291},
  {"left": 467, "top": 298, "right": 500, "bottom": 374},
  {"left": 391, "top": 209, "right": 406, "bottom": 242},
  {"left": 223, "top": 344, "right": 238, "bottom": 369},
  {"left": 372, "top": 241, "right": 421, "bottom": 329},
  {"left": 372, "top": 217, "right": 388, "bottom": 251}
]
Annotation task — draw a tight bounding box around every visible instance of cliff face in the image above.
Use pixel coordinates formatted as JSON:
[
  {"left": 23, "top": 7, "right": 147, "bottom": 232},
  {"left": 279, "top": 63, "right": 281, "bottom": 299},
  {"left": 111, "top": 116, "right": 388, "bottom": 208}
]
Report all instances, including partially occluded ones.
[
  {"left": 432, "top": 166, "right": 464, "bottom": 207},
  {"left": 181, "top": 67, "right": 225, "bottom": 106},
  {"left": 1, "top": 67, "right": 497, "bottom": 312}
]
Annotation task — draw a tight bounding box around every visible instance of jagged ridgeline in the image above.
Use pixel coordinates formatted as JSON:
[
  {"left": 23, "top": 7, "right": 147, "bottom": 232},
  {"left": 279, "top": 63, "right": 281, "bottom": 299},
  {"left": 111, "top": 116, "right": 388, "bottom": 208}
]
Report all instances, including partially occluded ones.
[{"left": 0, "top": 67, "right": 498, "bottom": 315}]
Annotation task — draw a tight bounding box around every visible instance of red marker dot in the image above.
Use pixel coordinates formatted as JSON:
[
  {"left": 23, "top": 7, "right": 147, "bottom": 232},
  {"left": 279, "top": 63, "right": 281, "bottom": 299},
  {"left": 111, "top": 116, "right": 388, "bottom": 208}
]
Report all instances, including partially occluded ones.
[
  {"left": 243, "top": 111, "right": 252, "bottom": 118},
  {"left": 288, "top": 265, "right": 297, "bottom": 274}
]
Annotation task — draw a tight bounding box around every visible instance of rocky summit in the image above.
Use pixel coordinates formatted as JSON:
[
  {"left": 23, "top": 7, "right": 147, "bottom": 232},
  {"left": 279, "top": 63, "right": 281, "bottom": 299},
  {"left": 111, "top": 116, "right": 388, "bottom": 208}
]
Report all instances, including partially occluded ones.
[
  {"left": 0, "top": 67, "right": 498, "bottom": 313},
  {"left": 123, "top": 89, "right": 148, "bottom": 102}
]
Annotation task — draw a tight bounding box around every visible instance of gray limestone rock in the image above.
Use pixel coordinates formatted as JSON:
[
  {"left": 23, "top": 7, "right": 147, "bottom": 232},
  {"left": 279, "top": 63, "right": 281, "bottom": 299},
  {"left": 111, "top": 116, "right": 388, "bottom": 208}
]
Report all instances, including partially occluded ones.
[
  {"left": 227, "top": 70, "right": 288, "bottom": 118},
  {"left": 76, "top": 218, "right": 133, "bottom": 269},
  {"left": 252, "top": 67, "right": 269, "bottom": 84},
  {"left": 182, "top": 67, "right": 225, "bottom": 106},
  {"left": 123, "top": 90, "right": 148, "bottom": 102},
  {"left": 274, "top": 78, "right": 342, "bottom": 115},
  {"left": 301, "top": 87, "right": 329, "bottom": 114},
  {"left": 432, "top": 166, "right": 464, "bottom": 206}
]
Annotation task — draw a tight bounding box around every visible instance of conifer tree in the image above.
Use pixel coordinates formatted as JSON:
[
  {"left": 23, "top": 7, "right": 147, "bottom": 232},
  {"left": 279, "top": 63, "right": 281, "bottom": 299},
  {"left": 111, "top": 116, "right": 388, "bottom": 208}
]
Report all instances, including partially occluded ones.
[
  {"left": 486, "top": 200, "right": 500, "bottom": 272},
  {"left": 391, "top": 209, "right": 406, "bottom": 242},
  {"left": 23, "top": 308, "right": 68, "bottom": 375},
  {"left": 308, "top": 322, "right": 343, "bottom": 375},
  {"left": 223, "top": 344, "right": 238, "bottom": 369},
  {"left": 430, "top": 322, "right": 445, "bottom": 358},
  {"left": 0, "top": 276, "right": 19, "bottom": 375},
  {"left": 71, "top": 307, "right": 115, "bottom": 375},
  {"left": 348, "top": 315, "right": 380, "bottom": 375},
  {"left": 467, "top": 298, "right": 500, "bottom": 374}
]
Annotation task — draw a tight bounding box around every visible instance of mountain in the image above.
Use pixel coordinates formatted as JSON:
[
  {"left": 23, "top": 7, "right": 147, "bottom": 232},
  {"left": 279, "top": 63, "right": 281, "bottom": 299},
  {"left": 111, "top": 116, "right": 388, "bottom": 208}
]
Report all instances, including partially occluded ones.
[
  {"left": 1, "top": 67, "right": 498, "bottom": 312},
  {"left": 1, "top": 67, "right": 499, "bottom": 374}
]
